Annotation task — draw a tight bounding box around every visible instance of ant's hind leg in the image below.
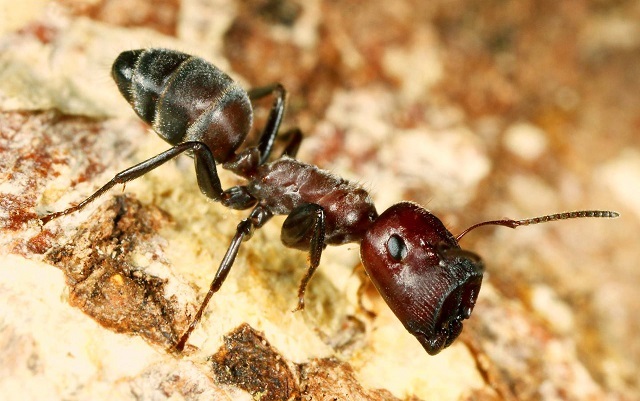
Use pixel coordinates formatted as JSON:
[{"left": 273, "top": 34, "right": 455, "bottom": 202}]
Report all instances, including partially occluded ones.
[
  {"left": 280, "top": 203, "right": 326, "bottom": 312},
  {"left": 247, "top": 84, "right": 287, "bottom": 164},
  {"left": 40, "top": 141, "right": 224, "bottom": 225}
]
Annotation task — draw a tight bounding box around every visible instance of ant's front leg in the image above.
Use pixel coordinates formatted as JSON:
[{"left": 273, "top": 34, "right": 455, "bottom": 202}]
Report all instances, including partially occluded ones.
[
  {"left": 280, "top": 203, "right": 326, "bottom": 312},
  {"left": 40, "top": 141, "right": 224, "bottom": 225},
  {"left": 175, "top": 204, "right": 272, "bottom": 352}
]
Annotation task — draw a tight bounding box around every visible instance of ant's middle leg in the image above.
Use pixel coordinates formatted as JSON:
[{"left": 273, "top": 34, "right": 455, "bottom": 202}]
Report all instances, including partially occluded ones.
[
  {"left": 247, "top": 83, "right": 287, "bottom": 164},
  {"left": 40, "top": 141, "right": 223, "bottom": 225},
  {"left": 280, "top": 203, "right": 326, "bottom": 312},
  {"left": 175, "top": 204, "right": 272, "bottom": 352}
]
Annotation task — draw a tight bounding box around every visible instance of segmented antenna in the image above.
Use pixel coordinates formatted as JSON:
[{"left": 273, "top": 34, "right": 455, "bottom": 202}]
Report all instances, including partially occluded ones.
[{"left": 456, "top": 210, "right": 619, "bottom": 242}]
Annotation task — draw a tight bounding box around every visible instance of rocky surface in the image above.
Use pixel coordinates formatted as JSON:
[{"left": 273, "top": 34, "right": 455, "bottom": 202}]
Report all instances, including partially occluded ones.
[{"left": 0, "top": 1, "right": 638, "bottom": 400}]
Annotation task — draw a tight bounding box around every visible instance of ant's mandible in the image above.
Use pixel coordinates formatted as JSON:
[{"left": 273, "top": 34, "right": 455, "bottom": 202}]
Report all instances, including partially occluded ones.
[{"left": 39, "top": 49, "right": 619, "bottom": 355}]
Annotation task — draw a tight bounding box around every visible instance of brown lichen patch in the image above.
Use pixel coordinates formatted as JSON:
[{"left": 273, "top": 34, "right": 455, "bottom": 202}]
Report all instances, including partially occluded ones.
[
  {"left": 25, "top": 229, "right": 55, "bottom": 255},
  {"left": 211, "top": 323, "right": 300, "bottom": 401},
  {"left": 458, "top": 330, "right": 517, "bottom": 401},
  {"left": 223, "top": 0, "right": 422, "bottom": 131},
  {"left": 0, "top": 1, "right": 637, "bottom": 399},
  {"left": 128, "top": 360, "right": 232, "bottom": 400},
  {"left": 323, "top": 315, "right": 368, "bottom": 355},
  {"left": 298, "top": 358, "right": 402, "bottom": 401},
  {"left": 0, "top": 193, "right": 38, "bottom": 231},
  {"left": 45, "top": 194, "right": 182, "bottom": 349},
  {"left": 0, "top": 110, "right": 136, "bottom": 255},
  {"left": 211, "top": 323, "right": 407, "bottom": 401},
  {"left": 0, "top": 111, "right": 103, "bottom": 220},
  {"left": 431, "top": 0, "right": 639, "bottom": 161},
  {"left": 63, "top": 0, "right": 181, "bottom": 36},
  {"left": 223, "top": 8, "right": 309, "bottom": 94},
  {"left": 461, "top": 388, "right": 504, "bottom": 401},
  {"left": 468, "top": 309, "right": 550, "bottom": 400},
  {"left": 244, "top": 0, "right": 303, "bottom": 27},
  {"left": 459, "top": 285, "right": 616, "bottom": 401},
  {"left": 14, "top": 20, "right": 60, "bottom": 45},
  {"left": 0, "top": 111, "right": 60, "bottom": 231}
]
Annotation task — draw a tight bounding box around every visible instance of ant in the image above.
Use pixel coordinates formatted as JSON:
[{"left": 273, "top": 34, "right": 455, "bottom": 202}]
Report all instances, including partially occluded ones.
[{"left": 40, "top": 48, "right": 618, "bottom": 355}]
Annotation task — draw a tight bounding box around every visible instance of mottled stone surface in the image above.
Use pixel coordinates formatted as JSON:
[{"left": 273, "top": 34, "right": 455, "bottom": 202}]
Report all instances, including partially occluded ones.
[{"left": 0, "top": 1, "right": 638, "bottom": 400}]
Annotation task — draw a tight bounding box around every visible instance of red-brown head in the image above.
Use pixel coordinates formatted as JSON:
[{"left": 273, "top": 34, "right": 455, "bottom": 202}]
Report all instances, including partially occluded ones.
[{"left": 360, "top": 202, "right": 484, "bottom": 355}]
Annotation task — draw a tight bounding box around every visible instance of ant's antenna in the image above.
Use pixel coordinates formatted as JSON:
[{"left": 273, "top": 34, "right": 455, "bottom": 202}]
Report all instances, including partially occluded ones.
[{"left": 456, "top": 210, "right": 619, "bottom": 242}]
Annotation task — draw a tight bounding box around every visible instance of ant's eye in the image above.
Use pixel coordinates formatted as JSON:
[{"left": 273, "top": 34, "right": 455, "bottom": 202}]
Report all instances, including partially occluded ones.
[{"left": 387, "top": 234, "right": 408, "bottom": 261}]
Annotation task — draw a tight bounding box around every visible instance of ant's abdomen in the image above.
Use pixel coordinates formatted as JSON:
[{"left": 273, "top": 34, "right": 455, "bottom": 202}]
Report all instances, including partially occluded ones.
[{"left": 112, "top": 49, "right": 253, "bottom": 162}]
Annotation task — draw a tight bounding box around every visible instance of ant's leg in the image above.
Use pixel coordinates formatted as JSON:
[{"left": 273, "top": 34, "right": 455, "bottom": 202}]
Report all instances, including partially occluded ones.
[
  {"left": 221, "top": 185, "right": 258, "bottom": 210},
  {"left": 174, "top": 218, "right": 252, "bottom": 352},
  {"left": 280, "top": 203, "right": 326, "bottom": 312},
  {"left": 175, "top": 204, "right": 272, "bottom": 352},
  {"left": 247, "top": 84, "right": 286, "bottom": 164},
  {"left": 190, "top": 142, "right": 225, "bottom": 200},
  {"left": 355, "top": 266, "right": 377, "bottom": 319},
  {"left": 40, "top": 141, "right": 223, "bottom": 225},
  {"left": 279, "top": 128, "right": 303, "bottom": 158}
]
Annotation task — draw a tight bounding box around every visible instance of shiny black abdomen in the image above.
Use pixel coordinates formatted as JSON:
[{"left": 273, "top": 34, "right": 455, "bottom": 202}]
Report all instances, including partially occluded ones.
[{"left": 112, "top": 49, "right": 253, "bottom": 162}]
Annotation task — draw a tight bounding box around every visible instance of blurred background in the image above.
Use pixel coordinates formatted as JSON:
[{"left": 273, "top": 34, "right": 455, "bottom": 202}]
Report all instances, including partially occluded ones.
[{"left": 0, "top": 1, "right": 638, "bottom": 400}]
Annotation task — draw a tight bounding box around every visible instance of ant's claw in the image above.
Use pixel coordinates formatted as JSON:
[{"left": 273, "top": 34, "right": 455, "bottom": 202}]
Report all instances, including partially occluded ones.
[{"left": 292, "top": 298, "right": 305, "bottom": 313}]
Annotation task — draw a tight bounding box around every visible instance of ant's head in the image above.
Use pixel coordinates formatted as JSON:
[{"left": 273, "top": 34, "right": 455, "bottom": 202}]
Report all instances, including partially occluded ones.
[
  {"left": 360, "top": 202, "right": 618, "bottom": 355},
  {"left": 360, "top": 202, "right": 483, "bottom": 355}
]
